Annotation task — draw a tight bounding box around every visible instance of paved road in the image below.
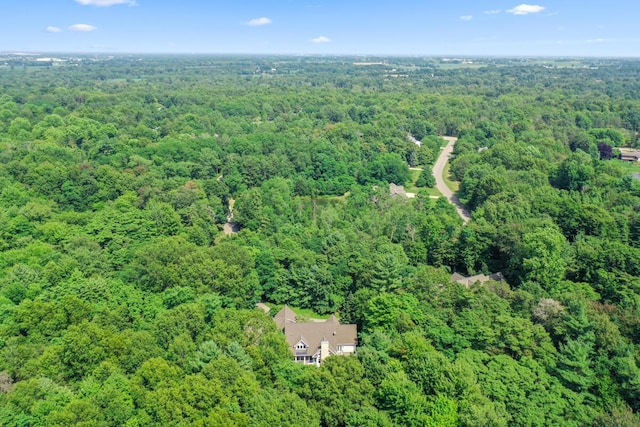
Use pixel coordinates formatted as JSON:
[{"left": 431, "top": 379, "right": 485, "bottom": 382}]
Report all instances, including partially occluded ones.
[{"left": 432, "top": 136, "right": 471, "bottom": 223}]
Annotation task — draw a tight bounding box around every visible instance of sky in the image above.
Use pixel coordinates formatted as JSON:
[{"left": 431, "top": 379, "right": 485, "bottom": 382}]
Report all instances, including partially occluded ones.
[{"left": 1, "top": 0, "right": 639, "bottom": 57}]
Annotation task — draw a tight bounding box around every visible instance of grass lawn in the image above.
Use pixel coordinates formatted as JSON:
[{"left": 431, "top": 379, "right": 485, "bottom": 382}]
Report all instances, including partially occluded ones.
[
  {"left": 443, "top": 161, "right": 460, "bottom": 192},
  {"left": 407, "top": 166, "right": 443, "bottom": 197},
  {"left": 264, "top": 303, "right": 331, "bottom": 320},
  {"left": 409, "top": 168, "right": 422, "bottom": 181},
  {"left": 406, "top": 168, "right": 423, "bottom": 193},
  {"left": 425, "top": 187, "right": 443, "bottom": 197},
  {"left": 613, "top": 159, "right": 640, "bottom": 174}
]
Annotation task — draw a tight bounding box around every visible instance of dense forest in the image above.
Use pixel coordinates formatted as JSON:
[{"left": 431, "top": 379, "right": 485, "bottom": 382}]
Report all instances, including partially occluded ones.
[{"left": 1, "top": 55, "right": 640, "bottom": 426}]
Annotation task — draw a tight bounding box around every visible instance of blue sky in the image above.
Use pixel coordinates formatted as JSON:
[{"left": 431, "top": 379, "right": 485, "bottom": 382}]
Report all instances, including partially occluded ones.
[{"left": 1, "top": 0, "right": 639, "bottom": 56}]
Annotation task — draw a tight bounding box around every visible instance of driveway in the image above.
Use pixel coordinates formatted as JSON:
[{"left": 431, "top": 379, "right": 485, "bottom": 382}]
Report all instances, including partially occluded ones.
[{"left": 432, "top": 136, "right": 471, "bottom": 223}]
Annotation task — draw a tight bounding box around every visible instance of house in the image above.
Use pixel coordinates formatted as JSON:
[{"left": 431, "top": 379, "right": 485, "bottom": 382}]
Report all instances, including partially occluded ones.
[
  {"left": 451, "top": 272, "right": 503, "bottom": 288},
  {"left": 389, "top": 183, "right": 407, "bottom": 198},
  {"left": 619, "top": 149, "right": 640, "bottom": 162},
  {"left": 272, "top": 306, "right": 357, "bottom": 366}
]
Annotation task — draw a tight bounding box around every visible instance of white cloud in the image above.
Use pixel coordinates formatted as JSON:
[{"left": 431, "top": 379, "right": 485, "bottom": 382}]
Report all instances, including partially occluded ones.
[
  {"left": 75, "top": 0, "right": 136, "bottom": 6},
  {"left": 507, "top": 4, "right": 545, "bottom": 15},
  {"left": 46, "top": 26, "right": 62, "bottom": 33},
  {"left": 484, "top": 9, "right": 501, "bottom": 14},
  {"left": 460, "top": 15, "right": 473, "bottom": 21},
  {"left": 68, "top": 24, "right": 97, "bottom": 32},
  {"left": 311, "top": 36, "right": 331, "bottom": 43},
  {"left": 246, "top": 17, "right": 272, "bottom": 26},
  {"left": 587, "top": 38, "right": 611, "bottom": 43}
]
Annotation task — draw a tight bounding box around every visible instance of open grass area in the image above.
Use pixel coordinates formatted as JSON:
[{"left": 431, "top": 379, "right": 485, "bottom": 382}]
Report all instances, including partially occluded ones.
[
  {"left": 424, "top": 187, "right": 443, "bottom": 197},
  {"left": 264, "top": 303, "right": 331, "bottom": 320},
  {"left": 409, "top": 168, "right": 422, "bottom": 181},
  {"left": 443, "top": 161, "right": 460, "bottom": 192},
  {"left": 406, "top": 168, "right": 423, "bottom": 193},
  {"left": 406, "top": 185, "right": 443, "bottom": 197},
  {"left": 407, "top": 167, "right": 443, "bottom": 197},
  {"left": 613, "top": 159, "right": 640, "bottom": 174}
]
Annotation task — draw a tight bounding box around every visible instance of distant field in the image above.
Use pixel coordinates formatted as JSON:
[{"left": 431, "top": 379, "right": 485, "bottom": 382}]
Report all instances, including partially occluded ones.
[
  {"left": 434, "top": 58, "right": 597, "bottom": 70},
  {"left": 436, "top": 63, "right": 485, "bottom": 70}
]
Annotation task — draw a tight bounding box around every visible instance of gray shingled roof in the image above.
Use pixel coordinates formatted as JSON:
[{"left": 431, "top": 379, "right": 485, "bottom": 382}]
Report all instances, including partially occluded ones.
[
  {"left": 284, "top": 322, "right": 357, "bottom": 357},
  {"left": 273, "top": 306, "right": 357, "bottom": 357},
  {"left": 273, "top": 305, "right": 297, "bottom": 330},
  {"left": 389, "top": 183, "right": 407, "bottom": 197},
  {"left": 451, "top": 272, "right": 503, "bottom": 287}
]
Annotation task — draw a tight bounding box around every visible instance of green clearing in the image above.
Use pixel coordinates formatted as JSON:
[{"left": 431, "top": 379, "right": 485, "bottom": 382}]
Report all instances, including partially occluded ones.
[
  {"left": 265, "top": 303, "right": 331, "bottom": 320},
  {"left": 408, "top": 167, "right": 442, "bottom": 197},
  {"left": 406, "top": 168, "right": 423, "bottom": 193},
  {"left": 443, "top": 161, "right": 460, "bottom": 192},
  {"left": 613, "top": 159, "right": 640, "bottom": 174},
  {"left": 424, "top": 186, "right": 443, "bottom": 197}
]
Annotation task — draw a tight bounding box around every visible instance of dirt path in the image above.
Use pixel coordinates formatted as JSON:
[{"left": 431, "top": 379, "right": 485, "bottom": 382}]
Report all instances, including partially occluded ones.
[
  {"left": 223, "top": 198, "right": 240, "bottom": 236},
  {"left": 432, "top": 136, "right": 471, "bottom": 223}
]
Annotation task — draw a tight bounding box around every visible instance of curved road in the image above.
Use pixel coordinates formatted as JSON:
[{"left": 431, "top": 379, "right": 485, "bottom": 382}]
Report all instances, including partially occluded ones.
[{"left": 432, "top": 136, "right": 471, "bottom": 223}]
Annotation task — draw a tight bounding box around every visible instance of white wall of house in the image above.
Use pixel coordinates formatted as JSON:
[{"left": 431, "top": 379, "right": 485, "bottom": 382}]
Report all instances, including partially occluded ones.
[{"left": 338, "top": 345, "right": 356, "bottom": 354}]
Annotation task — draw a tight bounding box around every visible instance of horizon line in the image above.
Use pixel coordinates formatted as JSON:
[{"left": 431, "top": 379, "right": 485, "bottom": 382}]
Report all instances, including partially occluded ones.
[{"left": 3, "top": 51, "right": 640, "bottom": 59}]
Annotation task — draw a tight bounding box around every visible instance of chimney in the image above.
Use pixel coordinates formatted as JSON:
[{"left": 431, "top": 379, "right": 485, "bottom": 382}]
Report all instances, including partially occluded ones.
[{"left": 319, "top": 339, "right": 330, "bottom": 365}]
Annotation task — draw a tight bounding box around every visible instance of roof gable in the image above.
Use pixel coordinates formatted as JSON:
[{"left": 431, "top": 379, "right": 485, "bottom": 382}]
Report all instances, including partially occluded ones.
[
  {"left": 273, "top": 305, "right": 297, "bottom": 330},
  {"left": 283, "top": 322, "right": 357, "bottom": 356},
  {"left": 326, "top": 314, "right": 339, "bottom": 324},
  {"left": 389, "top": 183, "right": 407, "bottom": 197}
]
